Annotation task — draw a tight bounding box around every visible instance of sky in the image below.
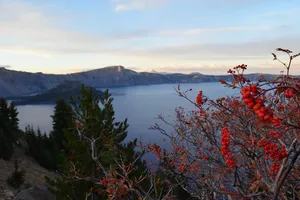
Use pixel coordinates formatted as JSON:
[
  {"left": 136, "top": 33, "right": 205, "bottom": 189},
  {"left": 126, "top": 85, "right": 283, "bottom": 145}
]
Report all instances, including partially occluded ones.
[{"left": 0, "top": 0, "right": 300, "bottom": 75}]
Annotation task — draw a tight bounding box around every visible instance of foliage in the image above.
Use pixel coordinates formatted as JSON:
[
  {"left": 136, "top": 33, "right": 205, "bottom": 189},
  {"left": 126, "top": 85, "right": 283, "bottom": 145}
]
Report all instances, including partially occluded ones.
[
  {"left": 47, "top": 85, "right": 191, "bottom": 199},
  {"left": 24, "top": 98, "right": 75, "bottom": 170},
  {"left": 6, "top": 159, "right": 25, "bottom": 189},
  {"left": 147, "top": 48, "right": 300, "bottom": 199},
  {"left": 50, "top": 98, "right": 74, "bottom": 151},
  {"left": 48, "top": 85, "right": 153, "bottom": 199},
  {"left": 25, "top": 126, "right": 58, "bottom": 170},
  {"left": 0, "top": 98, "right": 20, "bottom": 160},
  {"left": 19, "top": 49, "right": 300, "bottom": 199},
  {"left": 9, "top": 103, "right": 19, "bottom": 134}
]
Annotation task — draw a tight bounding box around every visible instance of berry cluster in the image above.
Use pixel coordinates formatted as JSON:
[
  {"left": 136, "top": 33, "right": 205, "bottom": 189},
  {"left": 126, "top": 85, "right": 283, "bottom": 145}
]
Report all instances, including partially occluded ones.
[
  {"left": 270, "top": 163, "right": 280, "bottom": 174},
  {"left": 221, "top": 127, "right": 236, "bottom": 168},
  {"left": 241, "top": 84, "right": 274, "bottom": 122},
  {"left": 248, "top": 137, "right": 257, "bottom": 146},
  {"left": 269, "top": 131, "right": 281, "bottom": 139},
  {"left": 151, "top": 144, "right": 163, "bottom": 160},
  {"left": 264, "top": 143, "right": 287, "bottom": 161},
  {"left": 285, "top": 89, "right": 295, "bottom": 99},
  {"left": 258, "top": 139, "right": 288, "bottom": 173},
  {"left": 169, "top": 160, "right": 175, "bottom": 166},
  {"left": 272, "top": 116, "right": 281, "bottom": 128},
  {"left": 100, "top": 178, "right": 109, "bottom": 185},
  {"left": 196, "top": 91, "right": 203, "bottom": 107},
  {"left": 178, "top": 163, "right": 185, "bottom": 171}
]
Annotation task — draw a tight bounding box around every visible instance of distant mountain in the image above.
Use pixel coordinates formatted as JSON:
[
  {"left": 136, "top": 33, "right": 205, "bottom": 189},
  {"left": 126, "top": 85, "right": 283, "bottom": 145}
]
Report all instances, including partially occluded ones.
[
  {"left": 0, "top": 65, "right": 278, "bottom": 97},
  {"left": 11, "top": 81, "right": 104, "bottom": 105}
]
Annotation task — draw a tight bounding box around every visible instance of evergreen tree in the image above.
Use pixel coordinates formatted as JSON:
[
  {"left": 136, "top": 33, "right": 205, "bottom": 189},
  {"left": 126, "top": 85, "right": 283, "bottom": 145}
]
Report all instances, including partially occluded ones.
[
  {"left": 25, "top": 100, "right": 74, "bottom": 170},
  {"left": 9, "top": 102, "right": 19, "bottom": 132},
  {"left": 0, "top": 98, "right": 15, "bottom": 160},
  {"left": 48, "top": 85, "right": 149, "bottom": 199},
  {"left": 6, "top": 158, "right": 25, "bottom": 189},
  {"left": 25, "top": 126, "right": 57, "bottom": 170},
  {"left": 51, "top": 99, "right": 73, "bottom": 150},
  {"left": 0, "top": 128, "right": 14, "bottom": 161}
]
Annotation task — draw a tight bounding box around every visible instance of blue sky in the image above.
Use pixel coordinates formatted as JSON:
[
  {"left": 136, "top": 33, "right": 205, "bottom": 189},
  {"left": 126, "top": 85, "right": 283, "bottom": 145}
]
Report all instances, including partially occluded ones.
[{"left": 0, "top": 0, "right": 299, "bottom": 74}]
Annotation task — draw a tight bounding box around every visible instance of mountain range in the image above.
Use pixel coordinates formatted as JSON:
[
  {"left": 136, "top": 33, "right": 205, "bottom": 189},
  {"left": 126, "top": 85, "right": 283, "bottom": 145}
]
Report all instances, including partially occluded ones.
[{"left": 0, "top": 65, "right": 276, "bottom": 97}]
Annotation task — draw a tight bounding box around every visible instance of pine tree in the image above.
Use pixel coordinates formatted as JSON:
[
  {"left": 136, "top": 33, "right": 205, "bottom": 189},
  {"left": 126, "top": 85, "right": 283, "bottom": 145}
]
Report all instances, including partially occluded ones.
[
  {"left": 51, "top": 99, "right": 73, "bottom": 150},
  {"left": 7, "top": 158, "right": 25, "bottom": 189},
  {"left": 0, "top": 128, "right": 13, "bottom": 161},
  {"left": 25, "top": 99, "right": 73, "bottom": 170},
  {"left": 9, "top": 102, "right": 19, "bottom": 132},
  {"left": 48, "top": 85, "right": 149, "bottom": 199},
  {"left": 0, "top": 98, "right": 14, "bottom": 160},
  {"left": 24, "top": 126, "right": 58, "bottom": 170}
]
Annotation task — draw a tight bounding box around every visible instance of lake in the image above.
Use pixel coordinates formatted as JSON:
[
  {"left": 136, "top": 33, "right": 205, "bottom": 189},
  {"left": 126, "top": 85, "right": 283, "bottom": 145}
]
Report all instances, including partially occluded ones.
[{"left": 17, "top": 82, "right": 239, "bottom": 146}]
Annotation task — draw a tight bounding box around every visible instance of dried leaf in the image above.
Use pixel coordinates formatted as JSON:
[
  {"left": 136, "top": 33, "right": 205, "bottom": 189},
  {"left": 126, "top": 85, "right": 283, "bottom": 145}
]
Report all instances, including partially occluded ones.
[
  {"left": 231, "top": 79, "right": 237, "bottom": 86},
  {"left": 275, "top": 87, "right": 287, "bottom": 95},
  {"left": 112, "top": 169, "right": 116, "bottom": 177},
  {"left": 249, "top": 180, "right": 260, "bottom": 191},
  {"left": 260, "top": 181, "right": 270, "bottom": 192},
  {"left": 138, "top": 175, "right": 143, "bottom": 181},
  {"left": 219, "top": 79, "right": 227, "bottom": 85}
]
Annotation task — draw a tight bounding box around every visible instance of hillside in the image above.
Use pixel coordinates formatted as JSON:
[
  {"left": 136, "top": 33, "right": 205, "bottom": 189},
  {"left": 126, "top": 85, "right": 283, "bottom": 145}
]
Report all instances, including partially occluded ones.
[
  {"left": 0, "top": 65, "right": 276, "bottom": 97},
  {"left": 11, "top": 81, "right": 104, "bottom": 105},
  {"left": 0, "top": 142, "right": 56, "bottom": 199}
]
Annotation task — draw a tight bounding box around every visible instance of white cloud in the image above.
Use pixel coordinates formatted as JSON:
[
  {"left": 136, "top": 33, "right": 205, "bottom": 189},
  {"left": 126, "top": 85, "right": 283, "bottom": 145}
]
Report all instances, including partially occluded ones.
[
  {"left": 112, "top": 0, "right": 169, "bottom": 12},
  {"left": 0, "top": 64, "right": 11, "bottom": 68},
  {"left": 158, "top": 25, "right": 281, "bottom": 36},
  {"left": 137, "top": 35, "right": 300, "bottom": 60},
  {"left": 0, "top": 2, "right": 134, "bottom": 56},
  {"left": 111, "top": 0, "right": 278, "bottom": 12},
  {"left": 0, "top": 1, "right": 284, "bottom": 58}
]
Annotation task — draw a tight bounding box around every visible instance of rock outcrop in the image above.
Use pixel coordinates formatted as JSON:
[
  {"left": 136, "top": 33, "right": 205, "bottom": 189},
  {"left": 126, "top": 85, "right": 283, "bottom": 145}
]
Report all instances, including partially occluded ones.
[
  {"left": 0, "top": 144, "right": 56, "bottom": 200},
  {"left": 13, "top": 184, "right": 55, "bottom": 200}
]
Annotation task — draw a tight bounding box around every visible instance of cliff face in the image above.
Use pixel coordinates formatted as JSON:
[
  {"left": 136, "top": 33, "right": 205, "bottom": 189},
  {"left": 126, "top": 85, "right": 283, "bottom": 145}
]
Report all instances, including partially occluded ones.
[{"left": 0, "top": 66, "right": 276, "bottom": 97}]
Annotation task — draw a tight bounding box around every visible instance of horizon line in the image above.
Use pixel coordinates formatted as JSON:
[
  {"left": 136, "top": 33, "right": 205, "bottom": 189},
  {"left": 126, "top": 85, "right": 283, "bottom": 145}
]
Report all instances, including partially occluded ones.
[{"left": 0, "top": 65, "right": 294, "bottom": 76}]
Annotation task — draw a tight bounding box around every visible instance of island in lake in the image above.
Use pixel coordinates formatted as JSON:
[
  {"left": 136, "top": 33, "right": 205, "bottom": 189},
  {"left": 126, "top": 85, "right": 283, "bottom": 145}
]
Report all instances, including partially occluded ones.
[{"left": 10, "top": 81, "right": 104, "bottom": 105}]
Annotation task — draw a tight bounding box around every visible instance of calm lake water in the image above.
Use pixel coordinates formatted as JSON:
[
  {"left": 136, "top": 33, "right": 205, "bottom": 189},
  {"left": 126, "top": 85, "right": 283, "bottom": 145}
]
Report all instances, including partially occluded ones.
[{"left": 17, "top": 83, "right": 239, "bottom": 145}]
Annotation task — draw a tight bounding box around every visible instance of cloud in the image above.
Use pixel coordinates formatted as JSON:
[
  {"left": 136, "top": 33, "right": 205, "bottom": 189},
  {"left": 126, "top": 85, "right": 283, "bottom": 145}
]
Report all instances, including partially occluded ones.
[
  {"left": 59, "top": 67, "right": 95, "bottom": 74},
  {"left": 112, "top": 0, "right": 169, "bottom": 12},
  {"left": 111, "top": 0, "right": 279, "bottom": 12},
  {"left": 0, "top": 1, "right": 144, "bottom": 56},
  {"left": 141, "top": 65, "right": 232, "bottom": 74},
  {"left": 132, "top": 64, "right": 300, "bottom": 75},
  {"left": 158, "top": 25, "right": 282, "bottom": 36},
  {"left": 136, "top": 35, "right": 300, "bottom": 61},
  {"left": 0, "top": 64, "right": 11, "bottom": 68},
  {"left": 0, "top": 1, "right": 284, "bottom": 58},
  {"left": 0, "top": 3, "right": 96, "bottom": 54}
]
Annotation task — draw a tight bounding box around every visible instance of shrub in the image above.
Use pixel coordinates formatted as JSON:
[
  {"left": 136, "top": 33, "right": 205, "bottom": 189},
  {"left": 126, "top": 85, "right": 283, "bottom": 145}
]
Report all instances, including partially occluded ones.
[
  {"left": 7, "top": 159, "right": 25, "bottom": 189},
  {"left": 148, "top": 48, "right": 300, "bottom": 199}
]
